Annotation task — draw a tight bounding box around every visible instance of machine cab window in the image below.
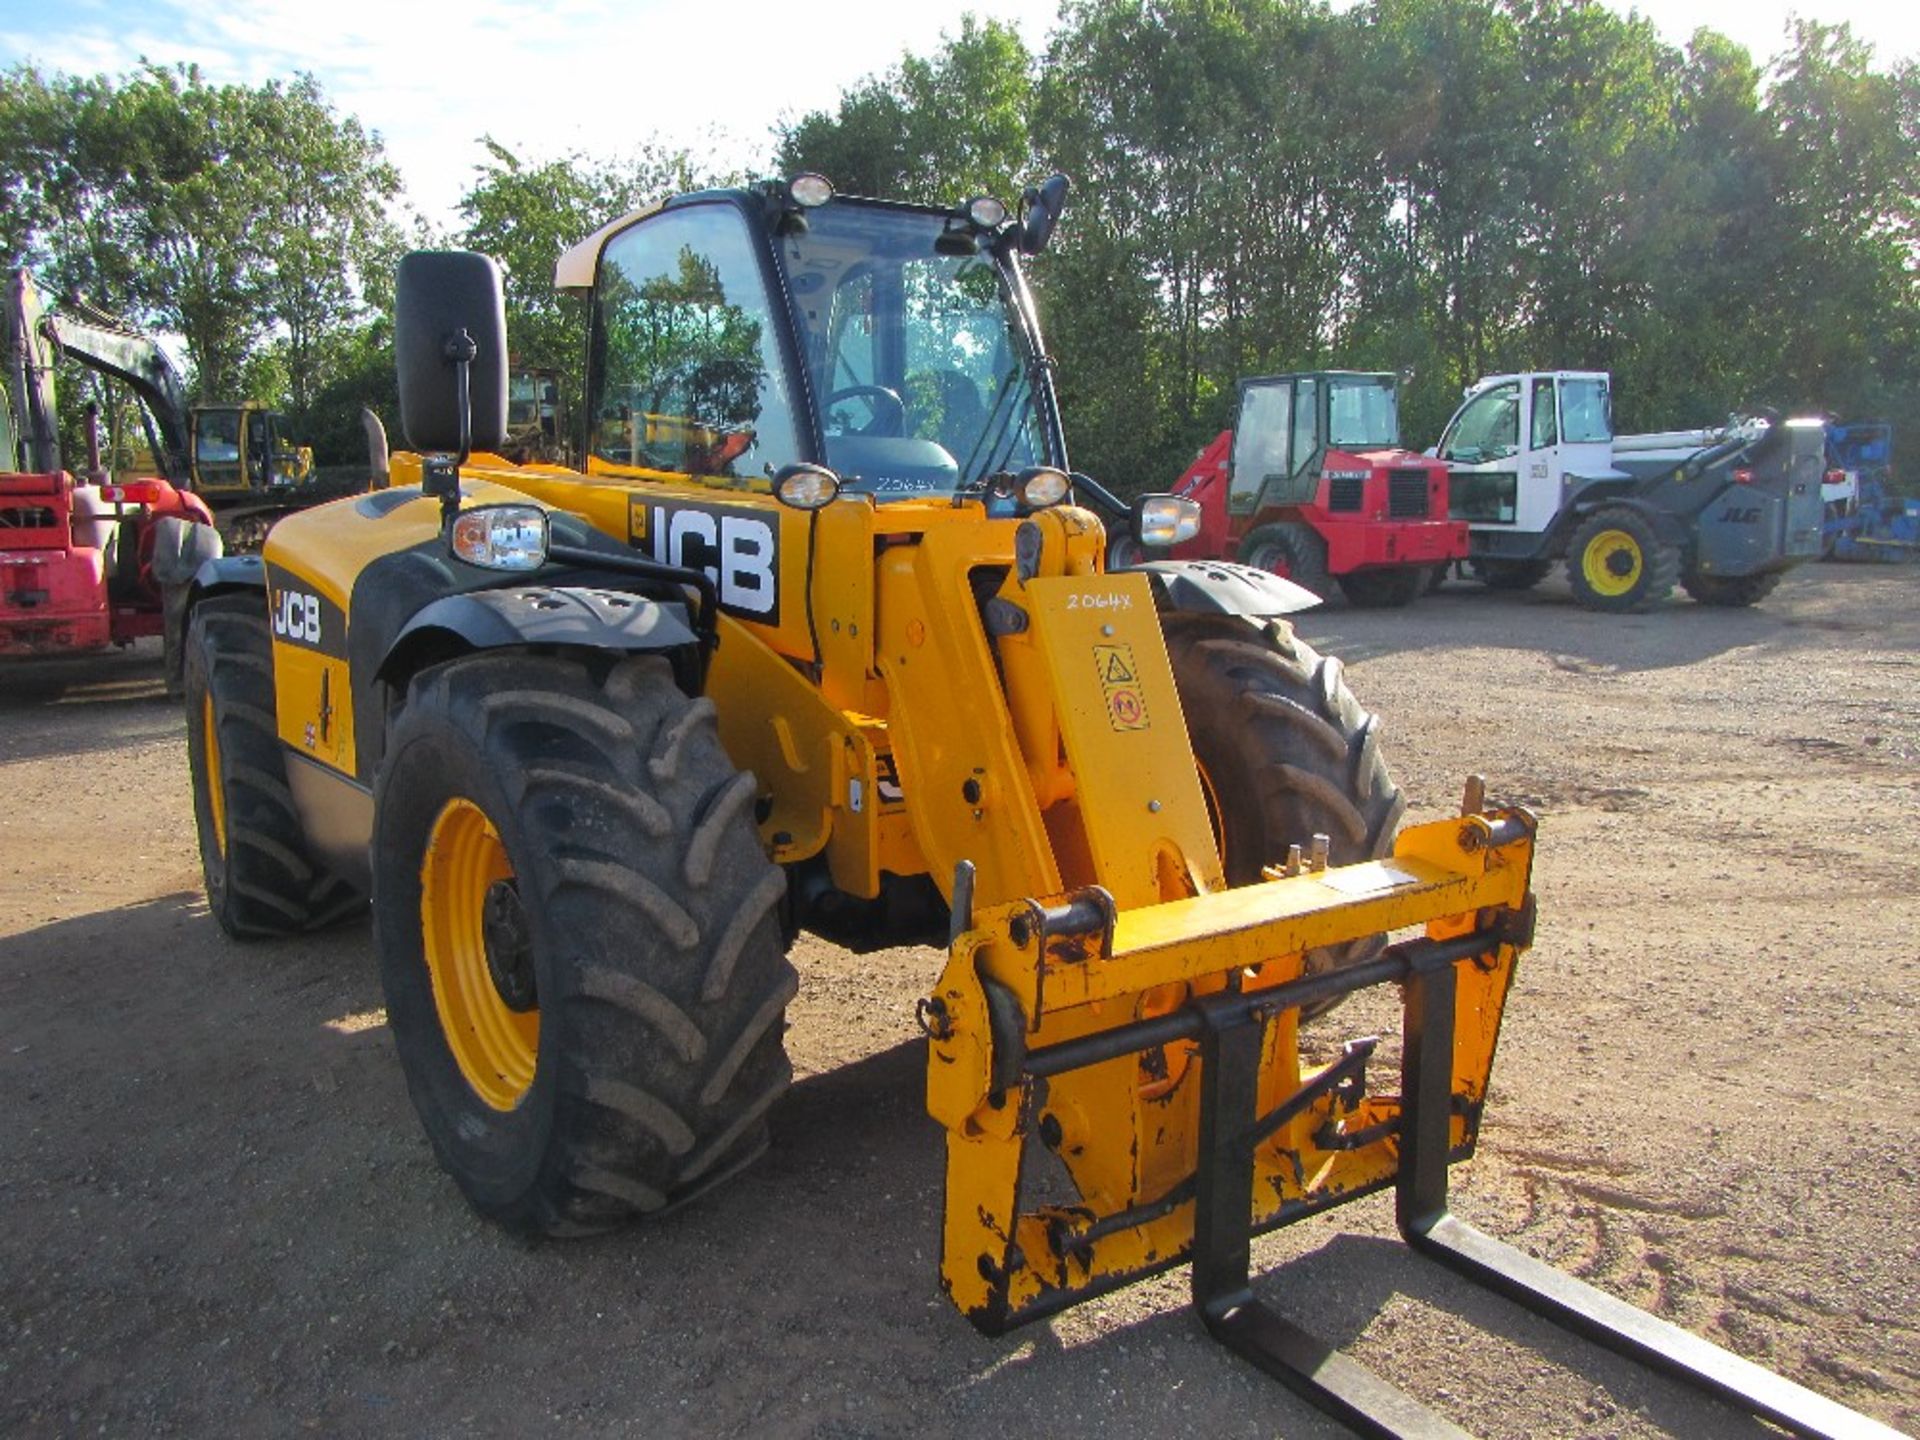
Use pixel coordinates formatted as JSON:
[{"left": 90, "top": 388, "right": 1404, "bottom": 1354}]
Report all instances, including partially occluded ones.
[
  {"left": 781, "top": 201, "right": 1047, "bottom": 500},
  {"left": 1440, "top": 381, "right": 1521, "bottom": 463},
  {"left": 1230, "top": 381, "right": 1292, "bottom": 511},
  {"left": 1558, "top": 376, "right": 1612, "bottom": 444},
  {"left": 1529, "top": 377, "right": 1558, "bottom": 448},
  {"left": 589, "top": 204, "right": 802, "bottom": 482}
]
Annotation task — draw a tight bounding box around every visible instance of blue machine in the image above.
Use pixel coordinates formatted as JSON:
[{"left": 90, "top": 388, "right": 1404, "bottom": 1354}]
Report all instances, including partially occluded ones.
[{"left": 1824, "top": 422, "right": 1917, "bottom": 562}]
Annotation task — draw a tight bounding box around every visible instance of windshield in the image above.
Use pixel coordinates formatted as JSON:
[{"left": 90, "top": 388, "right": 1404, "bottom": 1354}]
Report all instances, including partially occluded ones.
[
  {"left": 1327, "top": 376, "right": 1399, "bottom": 449},
  {"left": 779, "top": 203, "right": 1048, "bottom": 499},
  {"left": 1559, "top": 377, "right": 1612, "bottom": 443}
]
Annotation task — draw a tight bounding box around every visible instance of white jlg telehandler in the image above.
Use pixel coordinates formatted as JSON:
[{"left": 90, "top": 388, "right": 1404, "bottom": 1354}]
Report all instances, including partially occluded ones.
[{"left": 1434, "top": 370, "right": 1824, "bottom": 611}]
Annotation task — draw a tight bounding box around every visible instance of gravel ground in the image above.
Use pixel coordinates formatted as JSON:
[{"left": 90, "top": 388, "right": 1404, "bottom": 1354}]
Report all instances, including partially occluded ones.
[{"left": 2, "top": 560, "right": 1915, "bottom": 1438}]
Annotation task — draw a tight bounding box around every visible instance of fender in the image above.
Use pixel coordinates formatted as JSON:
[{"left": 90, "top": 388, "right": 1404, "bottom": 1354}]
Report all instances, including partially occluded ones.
[
  {"left": 378, "top": 586, "right": 699, "bottom": 685},
  {"left": 1555, "top": 494, "right": 1691, "bottom": 550},
  {"left": 1114, "top": 558, "right": 1320, "bottom": 617}
]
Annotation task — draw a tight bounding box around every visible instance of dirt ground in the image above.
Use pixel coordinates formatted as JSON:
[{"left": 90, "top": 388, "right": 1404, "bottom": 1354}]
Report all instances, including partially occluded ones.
[{"left": 2, "top": 562, "right": 1916, "bottom": 1439}]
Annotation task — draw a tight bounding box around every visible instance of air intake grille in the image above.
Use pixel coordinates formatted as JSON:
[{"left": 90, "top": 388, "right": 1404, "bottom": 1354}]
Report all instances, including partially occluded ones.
[
  {"left": 1388, "top": 469, "right": 1430, "bottom": 518},
  {"left": 1327, "top": 477, "right": 1364, "bottom": 512}
]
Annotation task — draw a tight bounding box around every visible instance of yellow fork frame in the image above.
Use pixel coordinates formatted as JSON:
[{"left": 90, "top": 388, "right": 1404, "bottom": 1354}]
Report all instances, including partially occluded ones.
[{"left": 924, "top": 805, "right": 1536, "bottom": 1331}]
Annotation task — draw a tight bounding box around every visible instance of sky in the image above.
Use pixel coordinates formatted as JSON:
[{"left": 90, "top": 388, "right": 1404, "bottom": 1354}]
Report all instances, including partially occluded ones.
[{"left": 2, "top": 0, "right": 1914, "bottom": 231}]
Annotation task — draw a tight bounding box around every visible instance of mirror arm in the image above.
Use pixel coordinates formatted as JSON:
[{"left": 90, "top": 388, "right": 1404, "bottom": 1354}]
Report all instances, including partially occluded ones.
[{"left": 425, "top": 328, "right": 477, "bottom": 530}]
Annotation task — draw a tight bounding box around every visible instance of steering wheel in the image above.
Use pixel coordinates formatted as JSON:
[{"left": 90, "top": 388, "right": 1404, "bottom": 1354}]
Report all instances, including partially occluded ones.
[{"left": 822, "top": 385, "right": 906, "bottom": 438}]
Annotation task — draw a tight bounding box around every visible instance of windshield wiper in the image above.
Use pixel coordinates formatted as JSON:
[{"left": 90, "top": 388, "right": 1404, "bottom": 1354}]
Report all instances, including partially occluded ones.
[{"left": 957, "top": 363, "right": 1035, "bottom": 485}]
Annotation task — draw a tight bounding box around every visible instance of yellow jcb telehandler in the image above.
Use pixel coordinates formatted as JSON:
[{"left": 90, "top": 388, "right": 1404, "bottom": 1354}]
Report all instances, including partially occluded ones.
[{"left": 175, "top": 174, "right": 1894, "bottom": 1439}]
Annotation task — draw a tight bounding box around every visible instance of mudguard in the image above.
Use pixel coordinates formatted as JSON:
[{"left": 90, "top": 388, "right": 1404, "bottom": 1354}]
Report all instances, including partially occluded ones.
[
  {"left": 1115, "top": 558, "right": 1320, "bottom": 617},
  {"left": 379, "top": 586, "right": 698, "bottom": 682}
]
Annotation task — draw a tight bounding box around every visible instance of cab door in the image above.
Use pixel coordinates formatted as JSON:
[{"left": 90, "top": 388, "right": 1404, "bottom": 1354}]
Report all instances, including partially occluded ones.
[{"left": 1439, "top": 379, "right": 1525, "bottom": 533}]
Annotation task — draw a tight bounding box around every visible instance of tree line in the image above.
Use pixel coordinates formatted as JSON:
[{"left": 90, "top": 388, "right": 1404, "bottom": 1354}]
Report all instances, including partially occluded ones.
[{"left": 4, "top": 0, "right": 1915, "bottom": 491}]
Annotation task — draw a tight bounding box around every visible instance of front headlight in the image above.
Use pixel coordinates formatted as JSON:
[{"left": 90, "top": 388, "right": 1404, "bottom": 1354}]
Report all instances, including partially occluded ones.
[
  {"left": 450, "top": 504, "right": 549, "bottom": 571},
  {"left": 1018, "top": 466, "right": 1071, "bottom": 510},
  {"left": 1132, "top": 494, "right": 1202, "bottom": 547}
]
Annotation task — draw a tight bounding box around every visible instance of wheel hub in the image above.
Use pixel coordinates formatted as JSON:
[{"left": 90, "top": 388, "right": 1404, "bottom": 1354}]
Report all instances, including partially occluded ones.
[{"left": 482, "top": 879, "right": 537, "bottom": 1012}]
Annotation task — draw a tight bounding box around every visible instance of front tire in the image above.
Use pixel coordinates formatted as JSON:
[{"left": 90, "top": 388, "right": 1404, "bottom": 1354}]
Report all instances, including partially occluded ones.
[
  {"left": 1682, "top": 569, "right": 1783, "bottom": 607},
  {"left": 1566, "top": 507, "right": 1679, "bottom": 612},
  {"left": 373, "top": 652, "right": 796, "bottom": 1235},
  {"left": 1239, "top": 522, "right": 1331, "bottom": 601},
  {"left": 1336, "top": 567, "right": 1424, "bottom": 608},
  {"left": 1468, "top": 557, "right": 1553, "bottom": 591},
  {"left": 1165, "top": 615, "right": 1405, "bottom": 1017},
  {"left": 183, "top": 594, "right": 360, "bottom": 938}
]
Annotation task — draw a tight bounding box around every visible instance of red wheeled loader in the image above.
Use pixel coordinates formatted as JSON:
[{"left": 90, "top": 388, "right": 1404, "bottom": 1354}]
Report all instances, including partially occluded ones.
[
  {"left": 1155, "top": 371, "right": 1466, "bottom": 606},
  {"left": 0, "top": 269, "right": 217, "bottom": 660}
]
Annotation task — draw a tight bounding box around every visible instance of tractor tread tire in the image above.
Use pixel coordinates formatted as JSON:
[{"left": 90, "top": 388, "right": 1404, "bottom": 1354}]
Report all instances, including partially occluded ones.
[
  {"left": 1468, "top": 557, "right": 1553, "bottom": 592},
  {"left": 1566, "top": 507, "right": 1680, "bottom": 613},
  {"left": 184, "top": 594, "right": 362, "bottom": 939},
  {"left": 372, "top": 652, "right": 795, "bottom": 1237},
  {"left": 1682, "top": 570, "right": 1784, "bottom": 607},
  {"left": 1337, "top": 567, "right": 1425, "bottom": 608},
  {"left": 1239, "top": 522, "right": 1331, "bottom": 602},
  {"left": 1166, "top": 615, "right": 1404, "bottom": 1019}
]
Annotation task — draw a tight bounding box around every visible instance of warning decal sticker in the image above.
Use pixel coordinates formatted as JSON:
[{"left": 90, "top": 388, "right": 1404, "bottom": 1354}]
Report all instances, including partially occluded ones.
[{"left": 1093, "top": 643, "right": 1150, "bottom": 732}]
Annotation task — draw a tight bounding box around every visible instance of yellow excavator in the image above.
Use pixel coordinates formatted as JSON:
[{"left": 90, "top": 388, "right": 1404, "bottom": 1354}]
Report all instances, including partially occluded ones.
[{"left": 171, "top": 176, "right": 1894, "bottom": 1439}]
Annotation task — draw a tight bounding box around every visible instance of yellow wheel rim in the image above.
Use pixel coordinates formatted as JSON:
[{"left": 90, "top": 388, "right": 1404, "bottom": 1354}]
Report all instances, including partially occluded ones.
[
  {"left": 202, "top": 694, "right": 228, "bottom": 859},
  {"left": 420, "top": 797, "right": 538, "bottom": 1110},
  {"left": 1581, "top": 529, "right": 1643, "bottom": 597}
]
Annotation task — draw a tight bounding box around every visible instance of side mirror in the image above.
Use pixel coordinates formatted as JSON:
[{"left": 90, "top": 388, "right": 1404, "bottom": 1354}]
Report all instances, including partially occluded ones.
[
  {"left": 1019, "top": 174, "right": 1071, "bottom": 256},
  {"left": 395, "top": 251, "right": 509, "bottom": 456}
]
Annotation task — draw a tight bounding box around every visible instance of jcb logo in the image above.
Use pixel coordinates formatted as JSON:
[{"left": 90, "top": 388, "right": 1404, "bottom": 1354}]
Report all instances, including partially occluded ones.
[
  {"left": 629, "top": 497, "right": 781, "bottom": 624},
  {"left": 273, "top": 588, "right": 323, "bottom": 645},
  {"left": 1719, "top": 506, "right": 1761, "bottom": 524}
]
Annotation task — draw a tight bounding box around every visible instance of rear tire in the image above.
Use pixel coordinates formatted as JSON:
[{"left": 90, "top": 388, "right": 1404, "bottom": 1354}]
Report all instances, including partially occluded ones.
[
  {"left": 1682, "top": 570, "right": 1783, "bottom": 607},
  {"left": 1165, "top": 615, "right": 1405, "bottom": 1018},
  {"left": 183, "top": 594, "right": 361, "bottom": 938},
  {"left": 1468, "top": 557, "right": 1553, "bottom": 591},
  {"left": 1566, "top": 507, "right": 1679, "bottom": 612},
  {"left": 1337, "top": 567, "right": 1424, "bottom": 608},
  {"left": 1239, "top": 522, "right": 1331, "bottom": 601},
  {"left": 372, "top": 651, "right": 796, "bottom": 1235}
]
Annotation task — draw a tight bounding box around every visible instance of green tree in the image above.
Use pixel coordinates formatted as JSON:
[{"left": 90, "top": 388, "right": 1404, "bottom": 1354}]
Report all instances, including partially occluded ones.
[{"left": 775, "top": 16, "right": 1036, "bottom": 204}]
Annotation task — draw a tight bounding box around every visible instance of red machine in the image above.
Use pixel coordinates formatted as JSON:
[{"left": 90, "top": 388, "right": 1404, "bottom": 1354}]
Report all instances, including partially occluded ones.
[
  {"left": 1, "top": 269, "right": 216, "bottom": 657},
  {"left": 0, "top": 473, "right": 212, "bottom": 656},
  {"left": 1166, "top": 371, "right": 1466, "bottom": 606}
]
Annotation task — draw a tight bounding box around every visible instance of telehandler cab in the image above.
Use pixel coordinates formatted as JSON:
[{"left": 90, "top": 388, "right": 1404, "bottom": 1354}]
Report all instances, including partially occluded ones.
[{"left": 177, "top": 175, "right": 1892, "bottom": 1439}]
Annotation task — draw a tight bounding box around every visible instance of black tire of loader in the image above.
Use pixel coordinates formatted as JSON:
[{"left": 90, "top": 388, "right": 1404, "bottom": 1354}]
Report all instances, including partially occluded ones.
[
  {"left": 183, "top": 594, "right": 362, "bottom": 938},
  {"left": 372, "top": 652, "right": 797, "bottom": 1236},
  {"left": 1468, "top": 557, "right": 1553, "bottom": 591},
  {"left": 1239, "top": 521, "right": 1332, "bottom": 602},
  {"left": 1164, "top": 614, "right": 1406, "bottom": 1019},
  {"left": 1681, "top": 569, "right": 1783, "bottom": 607},
  {"left": 1565, "top": 506, "right": 1680, "bottom": 613},
  {"left": 1336, "top": 566, "right": 1424, "bottom": 608}
]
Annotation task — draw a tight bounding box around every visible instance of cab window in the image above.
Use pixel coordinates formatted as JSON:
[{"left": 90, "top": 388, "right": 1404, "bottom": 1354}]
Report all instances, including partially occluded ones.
[
  {"left": 1559, "top": 378, "right": 1613, "bottom": 444},
  {"left": 1442, "top": 382, "right": 1521, "bottom": 463},
  {"left": 1530, "top": 377, "right": 1557, "bottom": 448},
  {"left": 590, "top": 205, "right": 801, "bottom": 481},
  {"left": 1231, "top": 382, "right": 1292, "bottom": 510}
]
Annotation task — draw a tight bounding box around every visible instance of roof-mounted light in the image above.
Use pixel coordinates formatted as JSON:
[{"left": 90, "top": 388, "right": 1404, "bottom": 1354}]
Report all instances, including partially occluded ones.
[
  {"left": 790, "top": 173, "right": 834, "bottom": 208},
  {"left": 1018, "top": 466, "right": 1070, "bottom": 509},
  {"left": 966, "top": 195, "right": 1008, "bottom": 229}
]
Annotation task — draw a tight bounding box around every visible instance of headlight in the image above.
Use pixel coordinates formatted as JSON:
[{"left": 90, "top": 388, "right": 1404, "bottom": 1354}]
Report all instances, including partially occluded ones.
[
  {"left": 773, "top": 463, "right": 842, "bottom": 510},
  {"left": 789, "top": 173, "right": 834, "bottom": 208},
  {"left": 450, "top": 504, "right": 549, "bottom": 571},
  {"left": 1132, "top": 494, "right": 1202, "bottom": 547},
  {"left": 1018, "top": 466, "right": 1071, "bottom": 509},
  {"left": 966, "top": 195, "right": 1008, "bottom": 228}
]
